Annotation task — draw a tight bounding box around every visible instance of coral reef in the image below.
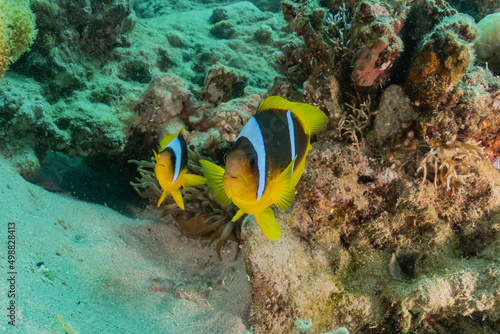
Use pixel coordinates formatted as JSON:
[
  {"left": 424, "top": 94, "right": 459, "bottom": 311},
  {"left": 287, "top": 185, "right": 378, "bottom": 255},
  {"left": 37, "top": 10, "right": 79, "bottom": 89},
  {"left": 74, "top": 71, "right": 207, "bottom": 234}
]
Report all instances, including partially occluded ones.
[
  {"left": 475, "top": 12, "right": 500, "bottom": 75},
  {"left": 374, "top": 85, "right": 418, "bottom": 142},
  {"left": 1, "top": 0, "right": 500, "bottom": 332},
  {"left": 233, "top": 1, "right": 500, "bottom": 333},
  {"left": 405, "top": 14, "right": 478, "bottom": 109},
  {"left": 420, "top": 67, "right": 500, "bottom": 160},
  {"left": 0, "top": 0, "right": 37, "bottom": 78},
  {"left": 244, "top": 141, "right": 500, "bottom": 333},
  {"left": 0, "top": 0, "right": 287, "bottom": 177},
  {"left": 349, "top": 0, "right": 404, "bottom": 87}
]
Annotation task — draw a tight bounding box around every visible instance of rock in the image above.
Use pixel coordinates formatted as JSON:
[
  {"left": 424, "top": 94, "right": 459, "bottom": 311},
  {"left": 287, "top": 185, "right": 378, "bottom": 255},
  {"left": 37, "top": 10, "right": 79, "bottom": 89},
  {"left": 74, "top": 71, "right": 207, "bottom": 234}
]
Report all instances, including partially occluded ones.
[
  {"left": 201, "top": 64, "right": 248, "bottom": 105},
  {"left": 374, "top": 85, "right": 418, "bottom": 141},
  {"left": 350, "top": 0, "right": 404, "bottom": 87},
  {"left": 210, "top": 20, "right": 236, "bottom": 39},
  {"left": 405, "top": 14, "right": 478, "bottom": 109},
  {"left": 254, "top": 25, "right": 273, "bottom": 44},
  {"left": 210, "top": 8, "right": 229, "bottom": 24}
]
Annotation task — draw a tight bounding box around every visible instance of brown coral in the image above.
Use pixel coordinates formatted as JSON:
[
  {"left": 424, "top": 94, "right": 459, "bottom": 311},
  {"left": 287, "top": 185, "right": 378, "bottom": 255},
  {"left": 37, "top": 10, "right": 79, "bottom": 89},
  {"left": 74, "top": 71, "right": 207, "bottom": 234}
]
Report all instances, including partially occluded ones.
[{"left": 405, "top": 14, "right": 478, "bottom": 109}]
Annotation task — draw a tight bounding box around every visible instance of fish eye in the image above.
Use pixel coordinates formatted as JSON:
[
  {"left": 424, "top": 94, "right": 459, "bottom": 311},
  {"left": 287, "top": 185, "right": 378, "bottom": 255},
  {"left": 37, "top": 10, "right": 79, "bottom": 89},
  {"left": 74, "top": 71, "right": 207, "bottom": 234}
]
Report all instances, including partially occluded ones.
[{"left": 249, "top": 158, "right": 256, "bottom": 168}]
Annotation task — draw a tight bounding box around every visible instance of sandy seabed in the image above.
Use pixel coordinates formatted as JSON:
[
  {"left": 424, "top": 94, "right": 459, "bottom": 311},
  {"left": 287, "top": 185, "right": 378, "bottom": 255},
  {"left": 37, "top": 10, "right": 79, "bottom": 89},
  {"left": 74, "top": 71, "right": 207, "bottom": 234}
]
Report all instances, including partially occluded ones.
[{"left": 0, "top": 154, "right": 251, "bottom": 333}]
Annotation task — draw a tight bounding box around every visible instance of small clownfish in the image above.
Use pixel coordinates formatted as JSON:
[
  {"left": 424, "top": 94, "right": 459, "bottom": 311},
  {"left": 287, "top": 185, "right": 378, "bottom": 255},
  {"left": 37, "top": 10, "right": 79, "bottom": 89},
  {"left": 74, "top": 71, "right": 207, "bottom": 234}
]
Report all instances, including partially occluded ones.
[
  {"left": 154, "top": 127, "right": 206, "bottom": 209},
  {"left": 200, "top": 96, "right": 328, "bottom": 240}
]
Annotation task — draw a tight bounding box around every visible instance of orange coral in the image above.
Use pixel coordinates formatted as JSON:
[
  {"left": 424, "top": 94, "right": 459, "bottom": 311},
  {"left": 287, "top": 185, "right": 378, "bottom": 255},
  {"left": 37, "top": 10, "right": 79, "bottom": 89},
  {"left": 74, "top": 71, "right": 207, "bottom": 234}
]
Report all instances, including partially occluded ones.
[{"left": 407, "top": 51, "right": 439, "bottom": 84}]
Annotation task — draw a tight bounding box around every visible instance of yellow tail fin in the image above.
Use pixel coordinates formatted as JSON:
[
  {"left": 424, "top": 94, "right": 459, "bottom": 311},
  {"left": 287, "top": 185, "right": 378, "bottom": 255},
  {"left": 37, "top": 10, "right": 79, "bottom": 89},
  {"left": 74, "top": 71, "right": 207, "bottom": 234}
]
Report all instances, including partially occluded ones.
[{"left": 231, "top": 209, "right": 245, "bottom": 222}]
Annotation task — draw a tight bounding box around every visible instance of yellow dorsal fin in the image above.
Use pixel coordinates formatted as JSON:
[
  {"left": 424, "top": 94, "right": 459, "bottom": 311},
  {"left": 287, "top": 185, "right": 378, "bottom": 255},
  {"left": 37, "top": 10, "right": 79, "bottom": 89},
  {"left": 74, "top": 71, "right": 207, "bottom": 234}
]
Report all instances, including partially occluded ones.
[
  {"left": 158, "top": 127, "right": 185, "bottom": 151},
  {"left": 200, "top": 160, "right": 232, "bottom": 206},
  {"left": 182, "top": 173, "right": 206, "bottom": 188},
  {"left": 257, "top": 96, "right": 328, "bottom": 135},
  {"left": 153, "top": 149, "right": 158, "bottom": 162},
  {"left": 255, "top": 207, "right": 281, "bottom": 240},
  {"left": 270, "top": 157, "right": 296, "bottom": 211}
]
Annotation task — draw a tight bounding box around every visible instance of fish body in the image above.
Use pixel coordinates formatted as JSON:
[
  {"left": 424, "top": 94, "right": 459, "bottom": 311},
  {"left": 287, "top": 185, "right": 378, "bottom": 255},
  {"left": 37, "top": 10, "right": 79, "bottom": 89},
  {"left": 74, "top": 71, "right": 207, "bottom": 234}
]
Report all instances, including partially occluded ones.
[
  {"left": 201, "top": 96, "right": 328, "bottom": 240},
  {"left": 154, "top": 127, "right": 206, "bottom": 209}
]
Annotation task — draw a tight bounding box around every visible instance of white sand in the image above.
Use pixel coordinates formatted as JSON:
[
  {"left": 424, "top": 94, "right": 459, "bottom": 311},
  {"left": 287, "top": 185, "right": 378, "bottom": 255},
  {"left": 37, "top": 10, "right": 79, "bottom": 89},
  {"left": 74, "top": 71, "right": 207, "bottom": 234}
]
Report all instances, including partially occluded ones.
[{"left": 0, "top": 154, "right": 250, "bottom": 333}]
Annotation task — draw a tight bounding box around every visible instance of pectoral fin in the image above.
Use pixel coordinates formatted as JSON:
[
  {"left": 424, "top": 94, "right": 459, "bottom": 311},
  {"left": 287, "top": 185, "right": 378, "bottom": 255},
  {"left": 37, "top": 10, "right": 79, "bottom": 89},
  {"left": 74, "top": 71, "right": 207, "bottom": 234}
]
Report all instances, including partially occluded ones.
[
  {"left": 255, "top": 207, "right": 281, "bottom": 240},
  {"left": 200, "top": 160, "right": 232, "bottom": 206},
  {"left": 182, "top": 173, "right": 206, "bottom": 188},
  {"left": 271, "top": 157, "right": 296, "bottom": 211},
  {"left": 171, "top": 189, "right": 185, "bottom": 210},
  {"left": 231, "top": 209, "right": 245, "bottom": 222}
]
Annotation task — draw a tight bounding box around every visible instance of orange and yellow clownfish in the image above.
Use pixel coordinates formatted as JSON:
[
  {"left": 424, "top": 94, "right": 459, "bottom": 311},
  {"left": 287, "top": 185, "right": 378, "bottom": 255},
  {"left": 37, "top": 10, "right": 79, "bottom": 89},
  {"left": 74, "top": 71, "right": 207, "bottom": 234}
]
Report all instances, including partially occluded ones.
[
  {"left": 200, "top": 96, "right": 328, "bottom": 240},
  {"left": 154, "top": 127, "right": 206, "bottom": 209}
]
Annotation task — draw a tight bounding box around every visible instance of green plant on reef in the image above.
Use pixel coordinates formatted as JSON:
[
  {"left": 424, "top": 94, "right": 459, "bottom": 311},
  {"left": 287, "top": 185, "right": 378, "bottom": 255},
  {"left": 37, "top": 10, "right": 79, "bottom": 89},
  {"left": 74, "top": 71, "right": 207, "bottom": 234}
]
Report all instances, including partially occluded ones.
[
  {"left": 0, "top": 0, "right": 37, "bottom": 78},
  {"left": 129, "top": 149, "right": 241, "bottom": 260}
]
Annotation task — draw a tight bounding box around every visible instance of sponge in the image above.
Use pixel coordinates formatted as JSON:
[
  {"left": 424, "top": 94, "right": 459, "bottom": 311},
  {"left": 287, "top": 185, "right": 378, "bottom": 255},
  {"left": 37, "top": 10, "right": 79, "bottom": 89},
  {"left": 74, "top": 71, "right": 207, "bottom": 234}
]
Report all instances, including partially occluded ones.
[
  {"left": 0, "top": 0, "right": 37, "bottom": 78},
  {"left": 475, "top": 12, "right": 500, "bottom": 74}
]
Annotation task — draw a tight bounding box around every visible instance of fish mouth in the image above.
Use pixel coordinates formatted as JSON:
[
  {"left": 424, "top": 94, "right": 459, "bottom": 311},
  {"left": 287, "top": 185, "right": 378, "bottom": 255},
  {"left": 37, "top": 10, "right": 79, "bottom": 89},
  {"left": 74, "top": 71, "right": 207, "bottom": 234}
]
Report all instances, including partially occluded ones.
[{"left": 223, "top": 172, "right": 246, "bottom": 184}]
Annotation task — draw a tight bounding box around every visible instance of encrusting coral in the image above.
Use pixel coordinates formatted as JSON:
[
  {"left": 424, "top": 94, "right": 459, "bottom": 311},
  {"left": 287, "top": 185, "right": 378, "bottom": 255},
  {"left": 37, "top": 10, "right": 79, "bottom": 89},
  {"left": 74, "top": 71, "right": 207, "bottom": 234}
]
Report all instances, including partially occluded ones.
[
  {"left": 405, "top": 13, "right": 479, "bottom": 109},
  {"left": 0, "top": 0, "right": 37, "bottom": 78}
]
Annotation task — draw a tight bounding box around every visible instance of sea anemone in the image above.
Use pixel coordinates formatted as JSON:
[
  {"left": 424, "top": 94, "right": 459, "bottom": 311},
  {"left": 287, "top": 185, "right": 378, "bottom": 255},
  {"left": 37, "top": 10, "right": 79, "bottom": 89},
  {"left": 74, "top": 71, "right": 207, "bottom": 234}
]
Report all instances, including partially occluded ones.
[
  {"left": 129, "top": 149, "right": 241, "bottom": 260},
  {"left": 417, "top": 141, "right": 483, "bottom": 191}
]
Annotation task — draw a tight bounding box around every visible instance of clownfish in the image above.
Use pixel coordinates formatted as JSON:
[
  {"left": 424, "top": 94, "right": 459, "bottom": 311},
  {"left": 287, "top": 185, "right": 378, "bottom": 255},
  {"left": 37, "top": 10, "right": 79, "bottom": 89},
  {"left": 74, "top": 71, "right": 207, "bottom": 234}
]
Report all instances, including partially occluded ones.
[
  {"left": 200, "top": 96, "right": 328, "bottom": 240},
  {"left": 154, "top": 127, "right": 206, "bottom": 209}
]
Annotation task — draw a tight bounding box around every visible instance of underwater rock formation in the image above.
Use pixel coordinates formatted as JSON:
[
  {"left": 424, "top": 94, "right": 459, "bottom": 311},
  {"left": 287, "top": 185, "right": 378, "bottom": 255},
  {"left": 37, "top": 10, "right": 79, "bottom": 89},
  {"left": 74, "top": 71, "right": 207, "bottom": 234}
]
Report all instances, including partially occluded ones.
[
  {"left": 374, "top": 85, "right": 418, "bottom": 142},
  {"left": 201, "top": 63, "right": 249, "bottom": 104},
  {"left": 405, "top": 14, "right": 478, "bottom": 109},
  {"left": 243, "top": 139, "right": 500, "bottom": 333},
  {"left": 233, "top": 1, "right": 500, "bottom": 333},
  {"left": 349, "top": 0, "right": 404, "bottom": 87},
  {"left": 421, "top": 66, "right": 500, "bottom": 159}
]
